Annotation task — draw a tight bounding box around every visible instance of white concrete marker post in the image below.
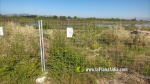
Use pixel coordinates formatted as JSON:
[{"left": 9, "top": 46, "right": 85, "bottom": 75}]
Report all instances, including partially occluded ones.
[{"left": 0, "top": 27, "right": 4, "bottom": 36}]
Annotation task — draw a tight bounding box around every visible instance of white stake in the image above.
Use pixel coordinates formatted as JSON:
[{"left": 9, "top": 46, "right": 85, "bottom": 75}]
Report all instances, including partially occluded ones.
[{"left": 38, "top": 20, "right": 46, "bottom": 71}]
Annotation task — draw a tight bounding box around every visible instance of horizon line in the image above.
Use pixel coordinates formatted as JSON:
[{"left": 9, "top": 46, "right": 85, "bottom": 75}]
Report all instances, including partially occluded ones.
[{"left": 1, "top": 13, "right": 150, "bottom": 20}]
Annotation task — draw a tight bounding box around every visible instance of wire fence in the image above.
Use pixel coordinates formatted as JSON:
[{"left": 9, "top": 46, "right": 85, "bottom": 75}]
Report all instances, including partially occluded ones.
[{"left": 0, "top": 19, "right": 150, "bottom": 84}]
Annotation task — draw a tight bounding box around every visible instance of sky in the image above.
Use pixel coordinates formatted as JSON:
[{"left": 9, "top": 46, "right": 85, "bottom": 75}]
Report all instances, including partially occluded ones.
[{"left": 0, "top": 0, "right": 150, "bottom": 20}]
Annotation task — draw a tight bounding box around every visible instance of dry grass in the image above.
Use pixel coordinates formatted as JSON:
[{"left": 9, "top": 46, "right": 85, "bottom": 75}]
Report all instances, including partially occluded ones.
[
  {"left": 0, "top": 22, "right": 41, "bottom": 84},
  {"left": 0, "top": 22, "right": 38, "bottom": 55},
  {"left": 97, "top": 72, "right": 148, "bottom": 84},
  {"left": 102, "top": 25, "right": 130, "bottom": 42},
  {"left": 4, "top": 22, "right": 37, "bottom": 36}
]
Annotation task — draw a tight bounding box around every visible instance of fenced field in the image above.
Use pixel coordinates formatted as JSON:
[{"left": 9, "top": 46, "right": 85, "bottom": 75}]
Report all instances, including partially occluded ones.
[{"left": 0, "top": 18, "right": 150, "bottom": 84}]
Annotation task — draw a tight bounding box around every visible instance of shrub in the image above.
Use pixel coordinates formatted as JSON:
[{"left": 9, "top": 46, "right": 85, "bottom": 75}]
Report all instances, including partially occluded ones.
[
  {"left": 90, "top": 41, "right": 99, "bottom": 50},
  {"left": 125, "top": 33, "right": 150, "bottom": 48},
  {"left": 47, "top": 47, "right": 86, "bottom": 83},
  {"left": 97, "top": 25, "right": 130, "bottom": 45}
]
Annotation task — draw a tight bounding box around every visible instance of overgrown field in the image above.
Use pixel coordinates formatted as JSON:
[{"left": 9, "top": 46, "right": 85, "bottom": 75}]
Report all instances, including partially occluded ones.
[{"left": 0, "top": 22, "right": 150, "bottom": 84}]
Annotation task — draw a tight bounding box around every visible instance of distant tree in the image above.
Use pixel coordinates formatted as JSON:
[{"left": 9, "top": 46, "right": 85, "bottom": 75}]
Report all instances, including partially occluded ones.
[
  {"left": 111, "top": 18, "right": 114, "bottom": 21},
  {"left": 24, "top": 15, "right": 37, "bottom": 18},
  {"left": 68, "top": 16, "right": 72, "bottom": 19},
  {"left": 53, "top": 15, "right": 58, "bottom": 19},
  {"left": 73, "top": 16, "right": 77, "bottom": 19},
  {"left": 93, "top": 17, "right": 95, "bottom": 19},
  {"left": 131, "top": 17, "right": 136, "bottom": 21},
  {"left": 89, "top": 17, "right": 95, "bottom": 20},
  {"left": 121, "top": 19, "right": 125, "bottom": 21},
  {"left": 60, "top": 16, "right": 67, "bottom": 21},
  {"left": 116, "top": 18, "right": 121, "bottom": 21},
  {"left": 140, "top": 20, "right": 143, "bottom": 21}
]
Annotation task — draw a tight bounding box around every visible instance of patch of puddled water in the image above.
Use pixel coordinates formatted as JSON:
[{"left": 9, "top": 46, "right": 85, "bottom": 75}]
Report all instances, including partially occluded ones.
[{"left": 96, "top": 24, "right": 150, "bottom": 28}]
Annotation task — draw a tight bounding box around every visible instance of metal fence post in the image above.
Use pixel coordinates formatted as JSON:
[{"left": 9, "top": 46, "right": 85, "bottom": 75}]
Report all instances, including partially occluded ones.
[{"left": 38, "top": 20, "right": 46, "bottom": 71}]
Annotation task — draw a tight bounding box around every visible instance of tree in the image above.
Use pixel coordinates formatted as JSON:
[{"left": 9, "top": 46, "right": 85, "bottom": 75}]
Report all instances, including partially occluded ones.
[
  {"left": 111, "top": 18, "right": 114, "bottom": 21},
  {"left": 60, "top": 16, "right": 67, "bottom": 21},
  {"left": 68, "top": 16, "right": 72, "bottom": 19},
  {"left": 131, "top": 17, "right": 136, "bottom": 21},
  {"left": 73, "top": 16, "right": 77, "bottom": 19},
  {"left": 53, "top": 15, "right": 58, "bottom": 19}
]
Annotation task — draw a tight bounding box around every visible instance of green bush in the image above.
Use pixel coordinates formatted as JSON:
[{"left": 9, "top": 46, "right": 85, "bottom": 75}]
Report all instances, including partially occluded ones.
[
  {"left": 47, "top": 47, "right": 86, "bottom": 83},
  {"left": 90, "top": 42, "right": 99, "bottom": 50},
  {"left": 97, "top": 26, "right": 130, "bottom": 45},
  {"left": 0, "top": 55, "right": 41, "bottom": 84}
]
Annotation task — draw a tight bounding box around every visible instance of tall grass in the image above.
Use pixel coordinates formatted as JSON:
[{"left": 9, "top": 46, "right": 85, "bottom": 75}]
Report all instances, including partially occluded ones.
[
  {"left": 0, "top": 22, "right": 149, "bottom": 84},
  {"left": 97, "top": 25, "right": 150, "bottom": 77},
  {"left": 0, "top": 22, "right": 41, "bottom": 84}
]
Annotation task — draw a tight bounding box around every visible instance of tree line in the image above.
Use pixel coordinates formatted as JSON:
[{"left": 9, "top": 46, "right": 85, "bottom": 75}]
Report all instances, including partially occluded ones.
[{"left": 0, "top": 14, "right": 139, "bottom": 21}]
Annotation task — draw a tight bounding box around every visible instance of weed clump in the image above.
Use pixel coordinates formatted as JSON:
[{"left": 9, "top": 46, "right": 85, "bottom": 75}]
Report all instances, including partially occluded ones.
[{"left": 90, "top": 41, "right": 99, "bottom": 50}]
